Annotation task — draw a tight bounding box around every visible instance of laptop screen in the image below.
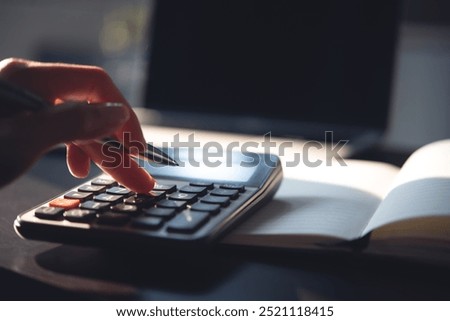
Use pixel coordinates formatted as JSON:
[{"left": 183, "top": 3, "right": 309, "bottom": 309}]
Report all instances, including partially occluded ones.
[{"left": 144, "top": 0, "right": 400, "bottom": 139}]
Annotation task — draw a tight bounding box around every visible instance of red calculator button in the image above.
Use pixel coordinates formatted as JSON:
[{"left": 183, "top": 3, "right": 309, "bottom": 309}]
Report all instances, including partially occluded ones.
[{"left": 49, "top": 198, "right": 80, "bottom": 209}]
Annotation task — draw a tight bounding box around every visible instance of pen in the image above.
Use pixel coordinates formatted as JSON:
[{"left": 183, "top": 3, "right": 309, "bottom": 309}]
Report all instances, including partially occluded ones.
[{"left": 0, "top": 78, "right": 178, "bottom": 166}]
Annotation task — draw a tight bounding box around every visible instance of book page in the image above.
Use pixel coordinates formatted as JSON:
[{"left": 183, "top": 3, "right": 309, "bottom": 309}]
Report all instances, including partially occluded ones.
[
  {"left": 225, "top": 160, "right": 399, "bottom": 246},
  {"left": 363, "top": 139, "right": 450, "bottom": 236}
]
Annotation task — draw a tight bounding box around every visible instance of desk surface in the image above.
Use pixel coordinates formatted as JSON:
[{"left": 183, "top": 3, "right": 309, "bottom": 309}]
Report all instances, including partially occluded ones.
[{"left": 0, "top": 145, "right": 449, "bottom": 300}]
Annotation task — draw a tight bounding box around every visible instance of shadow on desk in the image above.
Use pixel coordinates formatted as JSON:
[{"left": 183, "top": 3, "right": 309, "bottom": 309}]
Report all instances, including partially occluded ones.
[
  {"left": 0, "top": 267, "right": 81, "bottom": 300},
  {"left": 35, "top": 245, "right": 239, "bottom": 297},
  {"left": 31, "top": 243, "right": 450, "bottom": 301}
]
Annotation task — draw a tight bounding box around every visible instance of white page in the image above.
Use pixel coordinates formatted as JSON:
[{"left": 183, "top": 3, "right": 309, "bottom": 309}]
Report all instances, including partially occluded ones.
[
  {"left": 226, "top": 160, "right": 398, "bottom": 243},
  {"left": 363, "top": 139, "right": 450, "bottom": 235}
]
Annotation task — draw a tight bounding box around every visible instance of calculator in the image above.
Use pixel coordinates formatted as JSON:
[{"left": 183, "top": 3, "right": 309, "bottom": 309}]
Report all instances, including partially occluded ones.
[{"left": 14, "top": 148, "right": 282, "bottom": 249}]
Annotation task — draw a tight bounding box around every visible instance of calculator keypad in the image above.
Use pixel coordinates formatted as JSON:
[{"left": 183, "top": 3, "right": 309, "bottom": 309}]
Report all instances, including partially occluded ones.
[{"left": 32, "top": 176, "right": 254, "bottom": 238}]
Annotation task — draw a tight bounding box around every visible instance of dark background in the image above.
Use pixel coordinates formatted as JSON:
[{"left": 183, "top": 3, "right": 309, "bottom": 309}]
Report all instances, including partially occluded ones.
[
  {"left": 145, "top": 0, "right": 398, "bottom": 132},
  {"left": 0, "top": 0, "right": 448, "bottom": 150}
]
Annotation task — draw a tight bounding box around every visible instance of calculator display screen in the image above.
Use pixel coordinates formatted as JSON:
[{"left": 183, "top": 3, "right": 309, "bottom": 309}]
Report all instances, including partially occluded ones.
[
  {"left": 142, "top": 149, "right": 262, "bottom": 183},
  {"left": 145, "top": 161, "right": 255, "bottom": 183}
]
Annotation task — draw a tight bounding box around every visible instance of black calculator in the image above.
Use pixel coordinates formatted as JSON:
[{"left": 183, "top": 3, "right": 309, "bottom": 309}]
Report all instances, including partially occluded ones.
[{"left": 14, "top": 148, "right": 282, "bottom": 249}]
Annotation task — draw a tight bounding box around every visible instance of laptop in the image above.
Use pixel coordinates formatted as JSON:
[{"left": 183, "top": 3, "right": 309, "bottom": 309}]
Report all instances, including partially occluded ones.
[{"left": 141, "top": 0, "right": 400, "bottom": 155}]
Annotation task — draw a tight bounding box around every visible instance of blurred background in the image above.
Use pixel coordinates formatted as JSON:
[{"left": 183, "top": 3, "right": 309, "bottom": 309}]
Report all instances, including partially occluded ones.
[{"left": 0, "top": 0, "right": 448, "bottom": 153}]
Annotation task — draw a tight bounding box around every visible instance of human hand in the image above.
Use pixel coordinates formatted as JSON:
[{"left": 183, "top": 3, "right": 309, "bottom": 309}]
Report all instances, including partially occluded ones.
[{"left": 0, "top": 58, "right": 155, "bottom": 193}]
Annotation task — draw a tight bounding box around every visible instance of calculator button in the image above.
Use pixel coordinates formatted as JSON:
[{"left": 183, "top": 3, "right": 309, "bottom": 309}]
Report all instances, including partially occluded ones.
[
  {"left": 80, "top": 200, "right": 110, "bottom": 211},
  {"left": 200, "top": 195, "right": 230, "bottom": 207},
  {"left": 190, "top": 203, "right": 221, "bottom": 215},
  {"left": 148, "top": 190, "right": 166, "bottom": 200},
  {"left": 169, "top": 192, "right": 198, "bottom": 204},
  {"left": 219, "top": 184, "right": 245, "bottom": 192},
  {"left": 156, "top": 199, "right": 187, "bottom": 210},
  {"left": 63, "top": 209, "right": 96, "bottom": 222},
  {"left": 179, "top": 185, "right": 208, "bottom": 196},
  {"left": 49, "top": 198, "right": 80, "bottom": 210},
  {"left": 93, "top": 193, "right": 123, "bottom": 204},
  {"left": 167, "top": 211, "right": 209, "bottom": 233},
  {"left": 64, "top": 191, "right": 93, "bottom": 202},
  {"left": 124, "top": 194, "right": 157, "bottom": 207},
  {"left": 153, "top": 183, "right": 177, "bottom": 193},
  {"left": 142, "top": 207, "right": 176, "bottom": 219},
  {"left": 78, "top": 185, "right": 106, "bottom": 194},
  {"left": 35, "top": 207, "right": 64, "bottom": 220},
  {"left": 106, "top": 186, "right": 133, "bottom": 196},
  {"left": 132, "top": 217, "right": 164, "bottom": 230},
  {"left": 189, "top": 182, "right": 214, "bottom": 189},
  {"left": 210, "top": 188, "right": 239, "bottom": 199},
  {"left": 96, "top": 212, "right": 130, "bottom": 225},
  {"left": 91, "top": 177, "right": 118, "bottom": 187},
  {"left": 111, "top": 203, "right": 139, "bottom": 214}
]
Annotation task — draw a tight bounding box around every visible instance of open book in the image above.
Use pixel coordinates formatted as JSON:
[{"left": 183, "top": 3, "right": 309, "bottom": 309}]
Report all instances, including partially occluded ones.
[{"left": 223, "top": 139, "right": 450, "bottom": 265}]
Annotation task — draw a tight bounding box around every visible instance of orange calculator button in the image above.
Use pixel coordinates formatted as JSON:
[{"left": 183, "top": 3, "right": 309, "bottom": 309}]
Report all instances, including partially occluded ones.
[{"left": 49, "top": 198, "right": 80, "bottom": 210}]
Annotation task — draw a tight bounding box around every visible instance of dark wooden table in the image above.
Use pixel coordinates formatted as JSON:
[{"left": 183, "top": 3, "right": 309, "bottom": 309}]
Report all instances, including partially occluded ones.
[{"left": 0, "top": 148, "right": 449, "bottom": 300}]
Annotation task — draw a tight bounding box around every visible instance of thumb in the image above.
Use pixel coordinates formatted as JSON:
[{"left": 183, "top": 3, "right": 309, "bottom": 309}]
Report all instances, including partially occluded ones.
[
  {"left": 0, "top": 102, "right": 129, "bottom": 188},
  {"left": 26, "top": 102, "right": 130, "bottom": 150}
]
